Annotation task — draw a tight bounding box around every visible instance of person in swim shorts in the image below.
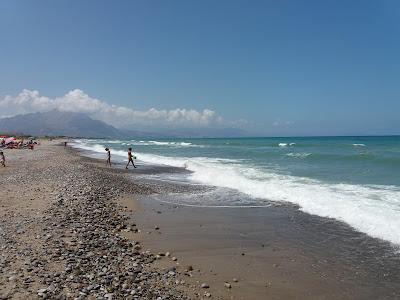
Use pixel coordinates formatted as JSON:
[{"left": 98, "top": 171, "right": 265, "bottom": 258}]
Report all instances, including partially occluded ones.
[{"left": 125, "top": 147, "right": 137, "bottom": 169}]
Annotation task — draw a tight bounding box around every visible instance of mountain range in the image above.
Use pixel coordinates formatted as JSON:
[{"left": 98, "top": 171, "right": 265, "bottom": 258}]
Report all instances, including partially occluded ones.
[{"left": 0, "top": 110, "right": 247, "bottom": 138}]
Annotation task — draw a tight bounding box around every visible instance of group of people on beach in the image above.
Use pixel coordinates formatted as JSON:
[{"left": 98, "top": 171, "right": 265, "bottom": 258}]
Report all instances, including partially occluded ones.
[
  {"left": 105, "top": 147, "right": 137, "bottom": 169},
  {"left": 0, "top": 137, "right": 40, "bottom": 168},
  {"left": 0, "top": 138, "right": 37, "bottom": 150}
]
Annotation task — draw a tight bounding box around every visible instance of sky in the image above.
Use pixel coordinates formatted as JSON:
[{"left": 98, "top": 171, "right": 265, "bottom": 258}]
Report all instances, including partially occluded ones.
[{"left": 1, "top": 0, "right": 400, "bottom": 136}]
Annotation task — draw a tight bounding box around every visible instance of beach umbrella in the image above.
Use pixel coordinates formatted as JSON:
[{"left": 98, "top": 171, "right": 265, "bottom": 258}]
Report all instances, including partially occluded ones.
[{"left": 5, "top": 137, "right": 16, "bottom": 144}]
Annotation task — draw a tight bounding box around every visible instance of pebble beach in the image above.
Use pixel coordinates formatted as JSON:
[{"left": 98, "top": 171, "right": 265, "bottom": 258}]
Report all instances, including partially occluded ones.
[
  {"left": 0, "top": 141, "right": 195, "bottom": 299},
  {"left": 2, "top": 140, "right": 400, "bottom": 300}
]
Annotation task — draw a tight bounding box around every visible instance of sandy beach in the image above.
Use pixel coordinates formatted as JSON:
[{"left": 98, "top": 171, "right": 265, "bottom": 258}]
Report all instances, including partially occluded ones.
[
  {"left": 0, "top": 141, "right": 192, "bottom": 299},
  {"left": 1, "top": 141, "right": 400, "bottom": 300}
]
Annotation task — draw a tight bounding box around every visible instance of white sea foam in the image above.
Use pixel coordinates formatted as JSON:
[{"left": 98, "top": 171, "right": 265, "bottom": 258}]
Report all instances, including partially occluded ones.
[
  {"left": 139, "top": 153, "right": 400, "bottom": 245},
  {"left": 147, "top": 141, "right": 198, "bottom": 147},
  {"left": 279, "top": 142, "right": 296, "bottom": 147},
  {"left": 84, "top": 139, "right": 200, "bottom": 147},
  {"left": 148, "top": 141, "right": 170, "bottom": 145},
  {"left": 72, "top": 140, "right": 108, "bottom": 154},
  {"left": 102, "top": 140, "right": 123, "bottom": 144},
  {"left": 121, "top": 140, "right": 200, "bottom": 147},
  {"left": 353, "top": 143, "right": 366, "bottom": 147},
  {"left": 71, "top": 139, "right": 400, "bottom": 246}
]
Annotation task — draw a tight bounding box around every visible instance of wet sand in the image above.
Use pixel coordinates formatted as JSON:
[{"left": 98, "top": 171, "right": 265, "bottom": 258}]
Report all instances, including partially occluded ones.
[{"left": 127, "top": 195, "right": 400, "bottom": 300}]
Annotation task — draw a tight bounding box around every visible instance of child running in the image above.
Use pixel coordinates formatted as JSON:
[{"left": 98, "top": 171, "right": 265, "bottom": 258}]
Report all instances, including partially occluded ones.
[
  {"left": 125, "top": 147, "right": 137, "bottom": 169},
  {"left": 105, "top": 148, "right": 111, "bottom": 166},
  {"left": 0, "top": 151, "right": 5, "bottom": 167}
]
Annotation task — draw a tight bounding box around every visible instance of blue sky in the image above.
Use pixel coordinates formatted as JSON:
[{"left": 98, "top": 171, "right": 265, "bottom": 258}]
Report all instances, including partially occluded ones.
[{"left": 1, "top": 0, "right": 400, "bottom": 135}]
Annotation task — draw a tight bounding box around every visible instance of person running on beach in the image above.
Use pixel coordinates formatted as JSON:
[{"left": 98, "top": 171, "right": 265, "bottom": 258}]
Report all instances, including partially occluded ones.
[
  {"left": 105, "top": 148, "right": 111, "bottom": 166},
  {"left": 125, "top": 147, "right": 137, "bottom": 169},
  {"left": 0, "top": 151, "right": 5, "bottom": 167}
]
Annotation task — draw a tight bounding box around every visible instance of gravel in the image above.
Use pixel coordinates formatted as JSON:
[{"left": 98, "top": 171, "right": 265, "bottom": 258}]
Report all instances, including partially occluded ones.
[{"left": 0, "top": 144, "right": 191, "bottom": 299}]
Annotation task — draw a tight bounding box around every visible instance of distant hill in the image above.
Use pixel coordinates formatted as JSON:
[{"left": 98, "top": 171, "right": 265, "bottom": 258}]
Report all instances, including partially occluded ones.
[
  {"left": 0, "top": 110, "right": 127, "bottom": 138},
  {"left": 0, "top": 110, "right": 248, "bottom": 138}
]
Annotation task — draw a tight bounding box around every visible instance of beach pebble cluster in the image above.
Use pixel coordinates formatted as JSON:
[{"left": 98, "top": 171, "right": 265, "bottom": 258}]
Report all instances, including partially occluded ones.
[{"left": 0, "top": 145, "right": 191, "bottom": 299}]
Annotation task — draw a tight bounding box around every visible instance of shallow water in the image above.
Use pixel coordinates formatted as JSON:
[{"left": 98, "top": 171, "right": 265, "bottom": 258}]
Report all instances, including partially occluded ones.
[{"left": 71, "top": 136, "right": 400, "bottom": 246}]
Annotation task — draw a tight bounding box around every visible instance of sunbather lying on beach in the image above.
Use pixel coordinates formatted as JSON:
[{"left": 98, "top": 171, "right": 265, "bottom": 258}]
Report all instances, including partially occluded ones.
[
  {"left": 125, "top": 147, "right": 137, "bottom": 169},
  {"left": 0, "top": 151, "right": 5, "bottom": 167}
]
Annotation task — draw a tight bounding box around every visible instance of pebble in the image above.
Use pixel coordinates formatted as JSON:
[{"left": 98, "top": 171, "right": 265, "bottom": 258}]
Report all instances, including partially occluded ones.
[
  {"left": 224, "top": 282, "right": 232, "bottom": 289},
  {"left": 186, "top": 265, "right": 194, "bottom": 271}
]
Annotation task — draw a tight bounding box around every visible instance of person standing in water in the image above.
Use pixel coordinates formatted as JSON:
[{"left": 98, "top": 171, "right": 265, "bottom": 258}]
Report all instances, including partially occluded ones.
[
  {"left": 105, "top": 148, "right": 111, "bottom": 166},
  {"left": 125, "top": 147, "right": 137, "bottom": 169}
]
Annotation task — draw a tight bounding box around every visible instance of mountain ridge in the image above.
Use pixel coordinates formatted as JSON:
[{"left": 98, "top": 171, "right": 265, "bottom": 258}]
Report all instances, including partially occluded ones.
[{"left": 0, "top": 110, "right": 247, "bottom": 138}]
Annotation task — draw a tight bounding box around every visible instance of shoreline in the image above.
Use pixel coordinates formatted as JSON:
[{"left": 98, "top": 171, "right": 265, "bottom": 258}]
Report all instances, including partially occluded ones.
[
  {"left": 1, "top": 141, "right": 400, "bottom": 299},
  {"left": 71, "top": 142, "right": 400, "bottom": 299}
]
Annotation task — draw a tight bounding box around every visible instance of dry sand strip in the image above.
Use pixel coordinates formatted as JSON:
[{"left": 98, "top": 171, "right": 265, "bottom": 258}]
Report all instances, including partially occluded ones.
[{"left": 0, "top": 141, "right": 198, "bottom": 300}]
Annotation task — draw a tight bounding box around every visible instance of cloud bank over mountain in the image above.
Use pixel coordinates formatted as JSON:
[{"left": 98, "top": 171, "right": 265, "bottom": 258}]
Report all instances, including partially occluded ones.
[{"left": 0, "top": 89, "right": 227, "bottom": 129}]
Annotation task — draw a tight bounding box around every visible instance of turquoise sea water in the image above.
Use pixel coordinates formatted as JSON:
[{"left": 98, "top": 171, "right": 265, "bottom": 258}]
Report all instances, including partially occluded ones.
[{"left": 72, "top": 136, "right": 400, "bottom": 245}]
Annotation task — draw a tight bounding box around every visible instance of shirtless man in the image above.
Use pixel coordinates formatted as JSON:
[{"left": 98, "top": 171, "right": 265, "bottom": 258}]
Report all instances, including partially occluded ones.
[{"left": 125, "top": 147, "right": 137, "bottom": 169}]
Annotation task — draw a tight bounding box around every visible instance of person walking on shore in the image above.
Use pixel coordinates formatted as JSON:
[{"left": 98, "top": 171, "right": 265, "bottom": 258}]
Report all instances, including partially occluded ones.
[
  {"left": 105, "top": 148, "right": 111, "bottom": 166},
  {"left": 125, "top": 147, "right": 137, "bottom": 169},
  {"left": 0, "top": 151, "right": 5, "bottom": 167}
]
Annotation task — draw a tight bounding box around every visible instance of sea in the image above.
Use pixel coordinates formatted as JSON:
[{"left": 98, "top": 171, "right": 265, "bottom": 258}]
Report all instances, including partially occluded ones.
[{"left": 71, "top": 136, "right": 400, "bottom": 246}]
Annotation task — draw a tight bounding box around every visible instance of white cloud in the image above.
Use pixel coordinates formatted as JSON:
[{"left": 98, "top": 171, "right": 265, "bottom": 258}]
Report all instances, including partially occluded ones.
[{"left": 0, "top": 89, "right": 228, "bottom": 128}]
